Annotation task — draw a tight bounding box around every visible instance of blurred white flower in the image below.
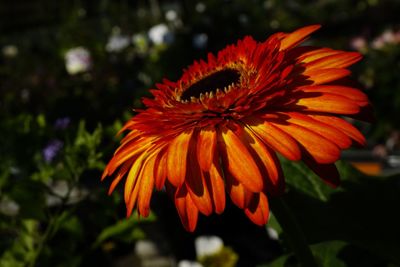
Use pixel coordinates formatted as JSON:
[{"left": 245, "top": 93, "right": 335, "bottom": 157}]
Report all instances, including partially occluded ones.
[
  {"left": 193, "top": 33, "right": 208, "bottom": 49},
  {"left": 65, "top": 47, "right": 91, "bottom": 75},
  {"left": 371, "top": 29, "right": 400, "bottom": 49},
  {"left": 178, "top": 260, "right": 203, "bottom": 267},
  {"left": 135, "top": 240, "right": 159, "bottom": 258},
  {"left": 165, "top": 10, "right": 178, "bottom": 22},
  {"left": 2, "top": 45, "right": 18, "bottom": 58},
  {"left": 194, "top": 235, "right": 223, "bottom": 258},
  {"left": 0, "top": 198, "right": 20, "bottom": 216},
  {"left": 350, "top": 37, "right": 367, "bottom": 52},
  {"left": 266, "top": 226, "right": 279, "bottom": 240},
  {"left": 46, "top": 180, "right": 88, "bottom": 206},
  {"left": 148, "top": 23, "right": 174, "bottom": 45},
  {"left": 195, "top": 2, "right": 206, "bottom": 13},
  {"left": 106, "top": 33, "right": 130, "bottom": 53}
]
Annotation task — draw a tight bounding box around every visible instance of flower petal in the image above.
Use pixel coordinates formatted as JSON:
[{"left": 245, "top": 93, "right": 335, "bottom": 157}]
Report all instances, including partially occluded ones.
[
  {"left": 280, "top": 25, "right": 321, "bottom": 50},
  {"left": 155, "top": 149, "right": 168, "bottom": 190},
  {"left": 244, "top": 192, "right": 270, "bottom": 226},
  {"left": 138, "top": 151, "right": 158, "bottom": 217},
  {"left": 124, "top": 152, "right": 146, "bottom": 205},
  {"left": 280, "top": 112, "right": 352, "bottom": 149},
  {"left": 219, "top": 125, "right": 263, "bottom": 192},
  {"left": 186, "top": 140, "right": 213, "bottom": 215},
  {"left": 309, "top": 115, "right": 366, "bottom": 146},
  {"left": 197, "top": 126, "right": 217, "bottom": 171},
  {"left": 291, "top": 93, "right": 360, "bottom": 115},
  {"left": 303, "top": 52, "right": 362, "bottom": 71},
  {"left": 225, "top": 173, "right": 252, "bottom": 209},
  {"left": 245, "top": 117, "right": 301, "bottom": 161},
  {"left": 242, "top": 126, "right": 285, "bottom": 195},
  {"left": 299, "top": 85, "right": 369, "bottom": 106},
  {"left": 271, "top": 122, "right": 341, "bottom": 164},
  {"left": 167, "top": 130, "right": 194, "bottom": 187},
  {"left": 175, "top": 185, "right": 199, "bottom": 232},
  {"left": 304, "top": 68, "right": 351, "bottom": 85},
  {"left": 205, "top": 154, "right": 226, "bottom": 214}
]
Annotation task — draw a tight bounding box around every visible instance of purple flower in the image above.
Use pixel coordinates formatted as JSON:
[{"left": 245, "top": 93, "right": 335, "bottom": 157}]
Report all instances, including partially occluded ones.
[
  {"left": 54, "top": 117, "right": 71, "bottom": 130},
  {"left": 43, "top": 139, "right": 63, "bottom": 163}
]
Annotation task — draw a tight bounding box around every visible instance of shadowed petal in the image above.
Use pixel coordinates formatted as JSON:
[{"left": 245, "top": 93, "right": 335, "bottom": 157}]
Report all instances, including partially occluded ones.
[
  {"left": 245, "top": 117, "right": 301, "bottom": 161},
  {"left": 205, "top": 153, "right": 226, "bottom": 214},
  {"left": 175, "top": 185, "right": 199, "bottom": 232},
  {"left": 219, "top": 125, "right": 263, "bottom": 192},
  {"left": 244, "top": 192, "right": 270, "bottom": 226}
]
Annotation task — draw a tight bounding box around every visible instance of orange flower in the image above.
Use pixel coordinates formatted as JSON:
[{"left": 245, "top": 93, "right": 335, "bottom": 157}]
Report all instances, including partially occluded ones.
[{"left": 102, "top": 25, "right": 372, "bottom": 231}]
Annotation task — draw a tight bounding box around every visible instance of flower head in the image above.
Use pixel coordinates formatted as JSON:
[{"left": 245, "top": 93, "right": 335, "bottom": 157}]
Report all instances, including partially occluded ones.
[{"left": 102, "top": 25, "right": 372, "bottom": 231}]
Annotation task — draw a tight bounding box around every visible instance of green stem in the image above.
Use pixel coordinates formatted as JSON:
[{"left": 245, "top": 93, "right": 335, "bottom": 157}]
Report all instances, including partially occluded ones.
[{"left": 270, "top": 197, "right": 318, "bottom": 267}]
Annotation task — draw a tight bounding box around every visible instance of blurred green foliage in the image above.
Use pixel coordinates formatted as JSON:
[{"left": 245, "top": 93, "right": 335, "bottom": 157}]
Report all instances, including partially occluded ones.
[{"left": 0, "top": 0, "right": 399, "bottom": 267}]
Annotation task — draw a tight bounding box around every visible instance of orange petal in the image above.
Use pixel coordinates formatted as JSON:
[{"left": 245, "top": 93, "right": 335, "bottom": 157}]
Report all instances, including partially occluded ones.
[
  {"left": 155, "top": 149, "right": 168, "bottom": 190},
  {"left": 281, "top": 112, "right": 352, "bottom": 149},
  {"left": 280, "top": 25, "right": 321, "bottom": 50},
  {"left": 244, "top": 192, "right": 270, "bottom": 226},
  {"left": 245, "top": 117, "right": 301, "bottom": 161},
  {"left": 242, "top": 126, "right": 284, "bottom": 195},
  {"left": 107, "top": 158, "right": 134, "bottom": 195},
  {"left": 304, "top": 68, "right": 351, "bottom": 85},
  {"left": 205, "top": 151, "right": 226, "bottom": 214},
  {"left": 167, "top": 130, "right": 194, "bottom": 187},
  {"left": 197, "top": 126, "right": 217, "bottom": 171},
  {"left": 220, "top": 125, "right": 263, "bottom": 192},
  {"left": 304, "top": 52, "right": 362, "bottom": 71},
  {"left": 225, "top": 173, "right": 253, "bottom": 209},
  {"left": 298, "top": 48, "right": 342, "bottom": 63},
  {"left": 309, "top": 115, "right": 366, "bottom": 146},
  {"left": 124, "top": 152, "right": 146, "bottom": 205},
  {"left": 175, "top": 185, "right": 199, "bottom": 232},
  {"left": 271, "top": 122, "right": 341, "bottom": 164},
  {"left": 138, "top": 151, "right": 158, "bottom": 217},
  {"left": 299, "top": 85, "right": 369, "bottom": 106},
  {"left": 292, "top": 93, "right": 360, "bottom": 115}
]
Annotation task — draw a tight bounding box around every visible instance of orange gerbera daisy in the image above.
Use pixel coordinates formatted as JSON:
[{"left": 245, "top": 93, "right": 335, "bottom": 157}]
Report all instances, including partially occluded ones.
[{"left": 102, "top": 25, "right": 371, "bottom": 231}]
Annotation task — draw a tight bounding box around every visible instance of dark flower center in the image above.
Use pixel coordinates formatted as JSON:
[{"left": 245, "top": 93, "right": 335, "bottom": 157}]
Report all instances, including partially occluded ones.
[{"left": 181, "top": 68, "right": 240, "bottom": 101}]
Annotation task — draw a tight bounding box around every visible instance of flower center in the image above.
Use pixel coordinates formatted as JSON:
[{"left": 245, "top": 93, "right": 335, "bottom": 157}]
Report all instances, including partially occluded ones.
[{"left": 181, "top": 68, "right": 240, "bottom": 101}]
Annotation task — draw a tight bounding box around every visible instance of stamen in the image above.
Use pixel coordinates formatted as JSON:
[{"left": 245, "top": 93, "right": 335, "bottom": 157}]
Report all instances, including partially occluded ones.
[{"left": 181, "top": 68, "right": 240, "bottom": 101}]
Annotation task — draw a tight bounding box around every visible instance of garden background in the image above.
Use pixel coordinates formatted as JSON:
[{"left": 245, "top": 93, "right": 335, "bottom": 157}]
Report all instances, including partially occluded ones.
[{"left": 1, "top": 0, "right": 400, "bottom": 266}]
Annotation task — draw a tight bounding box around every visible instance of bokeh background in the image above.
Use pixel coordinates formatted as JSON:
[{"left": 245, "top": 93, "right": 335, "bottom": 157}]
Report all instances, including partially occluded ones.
[{"left": 1, "top": 1, "right": 400, "bottom": 267}]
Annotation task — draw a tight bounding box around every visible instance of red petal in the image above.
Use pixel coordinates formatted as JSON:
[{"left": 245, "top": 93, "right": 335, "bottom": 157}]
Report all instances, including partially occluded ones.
[
  {"left": 107, "top": 158, "right": 134, "bottom": 195},
  {"left": 197, "top": 126, "right": 217, "bottom": 171},
  {"left": 271, "top": 122, "right": 341, "bottom": 164},
  {"left": 219, "top": 125, "right": 263, "bottom": 192},
  {"left": 124, "top": 153, "right": 146, "bottom": 205},
  {"left": 167, "top": 130, "right": 194, "bottom": 187},
  {"left": 245, "top": 117, "right": 301, "bottom": 161},
  {"left": 280, "top": 25, "right": 321, "bottom": 50},
  {"left": 244, "top": 192, "right": 270, "bottom": 226}
]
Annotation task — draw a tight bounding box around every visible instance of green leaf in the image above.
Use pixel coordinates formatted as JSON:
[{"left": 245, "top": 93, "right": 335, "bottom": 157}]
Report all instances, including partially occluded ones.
[
  {"left": 92, "top": 213, "right": 156, "bottom": 248},
  {"left": 277, "top": 160, "right": 400, "bottom": 265}
]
